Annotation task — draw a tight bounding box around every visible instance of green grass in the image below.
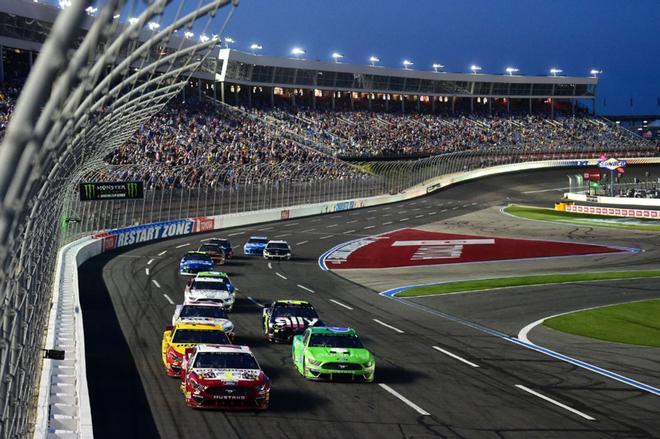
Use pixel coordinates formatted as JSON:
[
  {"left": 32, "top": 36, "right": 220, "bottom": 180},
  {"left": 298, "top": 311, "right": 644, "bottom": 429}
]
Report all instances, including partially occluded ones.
[
  {"left": 544, "top": 299, "right": 660, "bottom": 347},
  {"left": 397, "top": 271, "right": 660, "bottom": 297},
  {"left": 504, "top": 204, "right": 660, "bottom": 231}
]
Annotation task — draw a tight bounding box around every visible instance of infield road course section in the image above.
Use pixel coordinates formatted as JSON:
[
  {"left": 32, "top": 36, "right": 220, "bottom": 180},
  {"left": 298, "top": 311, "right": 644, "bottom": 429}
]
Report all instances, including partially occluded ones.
[{"left": 79, "top": 167, "right": 660, "bottom": 439}]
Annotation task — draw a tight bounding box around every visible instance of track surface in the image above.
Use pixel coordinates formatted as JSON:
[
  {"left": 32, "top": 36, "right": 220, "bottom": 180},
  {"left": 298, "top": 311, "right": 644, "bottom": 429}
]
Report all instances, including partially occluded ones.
[{"left": 80, "top": 168, "right": 660, "bottom": 438}]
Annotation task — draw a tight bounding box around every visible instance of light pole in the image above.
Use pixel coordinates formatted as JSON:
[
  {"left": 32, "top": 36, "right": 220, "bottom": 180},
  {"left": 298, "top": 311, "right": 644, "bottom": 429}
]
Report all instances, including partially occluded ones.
[
  {"left": 331, "top": 52, "right": 344, "bottom": 63},
  {"left": 291, "top": 47, "right": 306, "bottom": 59},
  {"left": 224, "top": 37, "right": 235, "bottom": 48},
  {"left": 402, "top": 60, "right": 414, "bottom": 70},
  {"left": 470, "top": 65, "right": 482, "bottom": 74},
  {"left": 590, "top": 69, "right": 603, "bottom": 78},
  {"left": 505, "top": 67, "right": 519, "bottom": 76},
  {"left": 432, "top": 63, "right": 444, "bottom": 73},
  {"left": 250, "top": 43, "right": 263, "bottom": 55},
  {"left": 369, "top": 56, "right": 380, "bottom": 67},
  {"left": 550, "top": 68, "right": 563, "bottom": 76}
]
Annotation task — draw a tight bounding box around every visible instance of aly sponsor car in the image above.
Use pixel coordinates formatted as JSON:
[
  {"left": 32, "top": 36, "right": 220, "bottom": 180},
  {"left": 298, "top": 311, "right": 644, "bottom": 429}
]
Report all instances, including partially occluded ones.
[
  {"left": 263, "top": 240, "right": 292, "bottom": 260},
  {"left": 172, "top": 303, "right": 235, "bottom": 339},
  {"left": 184, "top": 276, "right": 236, "bottom": 310},
  {"left": 179, "top": 251, "right": 214, "bottom": 275},
  {"left": 292, "top": 327, "right": 375, "bottom": 382},
  {"left": 243, "top": 236, "right": 269, "bottom": 256},
  {"left": 207, "top": 238, "right": 234, "bottom": 259},
  {"left": 161, "top": 322, "right": 230, "bottom": 377},
  {"left": 262, "top": 300, "right": 323, "bottom": 343},
  {"left": 180, "top": 344, "right": 270, "bottom": 410},
  {"left": 197, "top": 243, "right": 226, "bottom": 265}
]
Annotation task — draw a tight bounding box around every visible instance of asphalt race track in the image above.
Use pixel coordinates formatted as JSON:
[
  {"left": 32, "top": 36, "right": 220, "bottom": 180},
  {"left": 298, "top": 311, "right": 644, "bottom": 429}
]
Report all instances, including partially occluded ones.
[{"left": 79, "top": 167, "right": 660, "bottom": 439}]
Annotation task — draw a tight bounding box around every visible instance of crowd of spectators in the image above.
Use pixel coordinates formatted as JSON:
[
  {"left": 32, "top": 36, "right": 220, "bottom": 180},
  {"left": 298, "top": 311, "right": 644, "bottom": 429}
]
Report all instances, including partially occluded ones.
[{"left": 0, "top": 84, "right": 20, "bottom": 140}]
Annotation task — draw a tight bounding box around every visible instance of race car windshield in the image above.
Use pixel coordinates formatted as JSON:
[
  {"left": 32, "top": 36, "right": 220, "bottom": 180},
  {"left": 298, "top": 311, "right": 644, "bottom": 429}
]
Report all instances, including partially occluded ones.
[
  {"left": 191, "top": 280, "right": 229, "bottom": 291},
  {"left": 309, "top": 334, "right": 363, "bottom": 348},
  {"left": 194, "top": 352, "right": 259, "bottom": 370},
  {"left": 266, "top": 243, "right": 290, "bottom": 250},
  {"left": 211, "top": 239, "right": 230, "bottom": 248},
  {"left": 180, "top": 306, "right": 228, "bottom": 319},
  {"left": 172, "top": 329, "right": 230, "bottom": 344},
  {"left": 272, "top": 306, "right": 318, "bottom": 319},
  {"left": 199, "top": 245, "right": 222, "bottom": 253},
  {"left": 184, "top": 254, "right": 212, "bottom": 263},
  {"left": 248, "top": 238, "right": 268, "bottom": 245}
]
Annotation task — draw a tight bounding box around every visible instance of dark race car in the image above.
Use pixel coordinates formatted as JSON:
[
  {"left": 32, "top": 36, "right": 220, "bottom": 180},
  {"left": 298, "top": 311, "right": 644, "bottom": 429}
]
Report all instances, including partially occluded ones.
[
  {"left": 208, "top": 238, "right": 234, "bottom": 259},
  {"left": 262, "top": 300, "right": 323, "bottom": 343},
  {"left": 198, "top": 243, "right": 226, "bottom": 265}
]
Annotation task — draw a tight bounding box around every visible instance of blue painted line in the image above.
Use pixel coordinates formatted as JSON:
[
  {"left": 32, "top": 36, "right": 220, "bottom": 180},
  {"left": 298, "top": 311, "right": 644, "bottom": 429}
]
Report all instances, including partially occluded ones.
[{"left": 382, "top": 287, "right": 660, "bottom": 397}]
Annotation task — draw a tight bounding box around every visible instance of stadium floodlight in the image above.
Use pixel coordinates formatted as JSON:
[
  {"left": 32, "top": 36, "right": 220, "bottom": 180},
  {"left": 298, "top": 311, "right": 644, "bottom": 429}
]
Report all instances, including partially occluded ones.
[
  {"left": 402, "top": 60, "right": 414, "bottom": 70},
  {"left": 250, "top": 43, "right": 263, "bottom": 55},
  {"left": 505, "top": 67, "right": 519, "bottom": 76},
  {"left": 128, "top": 17, "right": 139, "bottom": 25},
  {"left": 58, "top": 0, "right": 71, "bottom": 8},
  {"left": 432, "top": 63, "right": 445, "bottom": 72},
  {"left": 550, "top": 68, "right": 563, "bottom": 76},
  {"left": 470, "top": 65, "right": 482, "bottom": 74},
  {"left": 199, "top": 34, "right": 210, "bottom": 43},
  {"left": 147, "top": 22, "right": 160, "bottom": 31},
  {"left": 369, "top": 56, "right": 380, "bottom": 67},
  {"left": 331, "top": 52, "right": 344, "bottom": 63},
  {"left": 224, "top": 37, "right": 235, "bottom": 48},
  {"left": 590, "top": 69, "right": 603, "bottom": 77},
  {"left": 85, "top": 6, "right": 98, "bottom": 15},
  {"left": 291, "top": 47, "right": 306, "bottom": 58},
  {"left": 184, "top": 31, "right": 194, "bottom": 39},
  {"left": 113, "top": 14, "right": 121, "bottom": 20}
]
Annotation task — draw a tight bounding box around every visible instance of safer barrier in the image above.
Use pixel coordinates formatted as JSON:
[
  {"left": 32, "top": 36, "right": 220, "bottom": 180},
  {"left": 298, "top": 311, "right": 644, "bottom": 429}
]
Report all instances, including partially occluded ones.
[
  {"left": 565, "top": 204, "right": 660, "bottom": 219},
  {"left": 563, "top": 192, "right": 660, "bottom": 207},
  {"left": 37, "top": 156, "right": 660, "bottom": 437}
]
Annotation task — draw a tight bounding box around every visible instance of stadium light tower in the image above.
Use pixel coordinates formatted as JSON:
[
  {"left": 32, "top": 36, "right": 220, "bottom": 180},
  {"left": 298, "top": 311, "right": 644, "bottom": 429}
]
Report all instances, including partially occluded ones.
[
  {"left": 199, "top": 34, "right": 210, "bottom": 43},
  {"left": 550, "top": 68, "right": 563, "bottom": 76},
  {"left": 505, "top": 67, "right": 519, "bottom": 76},
  {"left": 224, "top": 37, "right": 235, "bottom": 48},
  {"left": 250, "top": 43, "right": 263, "bottom": 55},
  {"left": 291, "top": 47, "right": 306, "bottom": 59},
  {"left": 402, "top": 60, "right": 414, "bottom": 70},
  {"left": 432, "top": 63, "right": 445, "bottom": 73},
  {"left": 590, "top": 69, "right": 603, "bottom": 78},
  {"left": 331, "top": 52, "right": 344, "bottom": 63},
  {"left": 147, "top": 21, "right": 160, "bottom": 31},
  {"left": 369, "top": 56, "right": 380, "bottom": 67},
  {"left": 470, "top": 65, "right": 482, "bottom": 74}
]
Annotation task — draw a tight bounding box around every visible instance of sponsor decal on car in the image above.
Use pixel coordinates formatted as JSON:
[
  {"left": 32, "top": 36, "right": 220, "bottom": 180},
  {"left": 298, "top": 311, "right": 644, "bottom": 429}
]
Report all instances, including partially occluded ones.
[{"left": 274, "top": 317, "right": 319, "bottom": 328}]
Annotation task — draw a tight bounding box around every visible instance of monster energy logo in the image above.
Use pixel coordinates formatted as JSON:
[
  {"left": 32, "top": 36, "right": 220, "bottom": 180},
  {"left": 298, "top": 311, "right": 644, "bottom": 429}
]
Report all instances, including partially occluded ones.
[
  {"left": 81, "top": 183, "right": 96, "bottom": 200},
  {"left": 80, "top": 181, "right": 144, "bottom": 201},
  {"left": 126, "top": 182, "right": 139, "bottom": 198}
]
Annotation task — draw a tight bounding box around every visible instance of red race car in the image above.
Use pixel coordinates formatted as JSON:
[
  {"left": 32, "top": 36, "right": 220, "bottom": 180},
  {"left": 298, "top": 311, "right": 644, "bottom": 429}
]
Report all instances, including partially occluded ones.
[{"left": 180, "top": 344, "right": 270, "bottom": 410}]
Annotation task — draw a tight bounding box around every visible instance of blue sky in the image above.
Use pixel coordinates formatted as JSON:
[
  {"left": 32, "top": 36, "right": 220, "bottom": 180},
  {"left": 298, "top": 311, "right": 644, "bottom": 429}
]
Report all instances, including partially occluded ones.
[{"left": 216, "top": 0, "right": 659, "bottom": 115}]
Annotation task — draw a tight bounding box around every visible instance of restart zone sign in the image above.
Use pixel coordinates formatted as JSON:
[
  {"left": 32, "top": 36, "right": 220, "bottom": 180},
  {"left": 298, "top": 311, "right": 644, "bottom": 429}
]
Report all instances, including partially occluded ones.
[{"left": 80, "top": 181, "right": 143, "bottom": 201}]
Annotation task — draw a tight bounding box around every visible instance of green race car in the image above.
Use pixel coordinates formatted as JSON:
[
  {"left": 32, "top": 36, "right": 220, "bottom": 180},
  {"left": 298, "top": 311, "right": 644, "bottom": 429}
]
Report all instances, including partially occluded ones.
[{"left": 292, "top": 326, "right": 375, "bottom": 382}]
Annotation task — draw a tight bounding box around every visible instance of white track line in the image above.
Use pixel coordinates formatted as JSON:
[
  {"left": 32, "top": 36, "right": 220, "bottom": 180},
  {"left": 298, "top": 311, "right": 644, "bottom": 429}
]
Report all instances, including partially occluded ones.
[
  {"left": 368, "top": 209, "right": 377, "bottom": 212},
  {"left": 515, "top": 385, "right": 595, "bottom": 421},
  {"left": 275, "top": 272, "right": 287, "bottom": 280},
  {"left": 157, "top": 250, "right": 167, "bottom": 256},
  {"left": 432, "top": 346, "right": 479, "bottom": 368},
  {"left": 329, "top": 299, "right": 353, "bottom": 310},
  {"left": 228, "top": 231, "right": 244, "bottom": 236},
  {"left": 319, "top": 235, "right": 334, "bottom": 240},
  {"left": 152, "top": 280, "right": 161, "bottom": 288},
  {"left": 378, "top": 384, "right": 430, "bottom": 416},
  {"left": 267, "top": 262, "right": 272, "bottom": 269},
  {"left": 259, "top": 227, "right": 273, "bottom": 231},
  {"left": 284, "top": 222, "right": 299, "bottom": 227},
  {"left": 301, "top": 228, "right": 316, "bottom": 233},
  {"left": 400, "top": 218, "right": 410, "bottom": 222},
  {"left": 382, "top": 221, "right": 393, "bottom": 225},
  {"left": 428, "top": 211, "right": 437, "bottom": 215},
  {"left": 296, "top": 240, "right": 308, "bottom": 245},
  {"left": 162, "top": 294, "right": 175, "bottom": 305},
  {"left": 372, "top": 319, "right": 405, "bottom": 333},
  {"left": 247, "top": 296, "right": 264, "bottom": 307},
  {"left": 415, "top": 214, "right": 424, "bottom": 218},
  {"left": 344, "top": 230, "right": 356, "bottom": 234},
  {"left": 175, "top": 243, "right": 190, "bottom": 248},
  {"left": 145, "top": 268, "right": 150, "bottom": 276},
  {"left": 363, "top": 225, "right": 375, "bottom": 229},
  {"left": 147, "top": 259, "right": 154, "bottom": 265},
  {"left": 297, "top": 284, "right": 315, "bottom": 293},
  {"left": 441, "top": 209, "right": 448, "bottom": 212},
  {"left": 275, "top": 233, "right": 291, "bottom": 238},
  {"left": 327, "top": 224, "right": 338, "bottom": 228},
  {"left": 347, "top": 219, "right": 358, "bottom": 224},
  {"left": 200, "top": 237, "right": 214, "bottom": 242}
]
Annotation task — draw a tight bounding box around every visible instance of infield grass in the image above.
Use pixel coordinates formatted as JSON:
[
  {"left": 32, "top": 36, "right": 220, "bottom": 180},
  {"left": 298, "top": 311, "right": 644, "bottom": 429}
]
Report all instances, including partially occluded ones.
[
  {"left": 544, "top": 299, "right": 660, "bottom": 347},
  {"left": 397, "top": 270, "right": 660, "bottom": 297},
  {"left": 503, "top": 204, "right": 660, "bottom": 231}
]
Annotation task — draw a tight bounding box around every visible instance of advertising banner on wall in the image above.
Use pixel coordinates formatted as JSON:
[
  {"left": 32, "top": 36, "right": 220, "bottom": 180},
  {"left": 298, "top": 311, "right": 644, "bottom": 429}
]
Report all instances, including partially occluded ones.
[{"left": 79, "top": 181, "right": 144, "bottom": 201}]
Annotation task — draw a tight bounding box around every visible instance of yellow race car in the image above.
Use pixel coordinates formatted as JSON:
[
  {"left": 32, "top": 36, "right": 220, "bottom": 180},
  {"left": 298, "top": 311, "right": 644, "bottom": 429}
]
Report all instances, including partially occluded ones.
[{"left": 162, "top": 322, "right": 231, "bottom": 377}]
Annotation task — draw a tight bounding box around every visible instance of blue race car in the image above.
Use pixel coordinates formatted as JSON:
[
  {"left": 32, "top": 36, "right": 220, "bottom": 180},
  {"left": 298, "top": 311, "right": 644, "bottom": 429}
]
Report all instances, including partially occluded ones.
[
  {"left": 243, "top": 236, "right": 269, "bottom": 256},
  {"left": 179, "top": 251, "right": 214, "bottom": 276}
]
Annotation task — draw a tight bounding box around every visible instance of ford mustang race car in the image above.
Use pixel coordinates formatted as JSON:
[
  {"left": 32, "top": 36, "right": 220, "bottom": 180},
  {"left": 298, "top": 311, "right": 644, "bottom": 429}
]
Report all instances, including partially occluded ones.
[
  {"left": 263, "top": 300, "right": 323, "bottom": 342},
  {"left": 172, "top": 303, "right": 235, "bottom": 339},
  {"left": 184, "top": 275, "right": 236, "bottom": 310},
  {"left": 243, "top": 236, "right": 268, "bottom": 256},
  {"left": 292, "top": 326, "right": 375, "bottom": 382},
  {"left": 161, "top": 322, "right": 230, "bottom": 377},
  {"left": 180, "top": 251, "right": 214, "bottom": 275},
  {"left": 197, "top": 243, "right": 226, "bottom": 265},
  {"left": 263, "top": 240, "right": 292, "bottom": 260},
  {"left": 208, "top": 238, "right": 233, "bottom": 259},
  {"left": 180, "top": 344, "right": 270, "bottom": 410}
]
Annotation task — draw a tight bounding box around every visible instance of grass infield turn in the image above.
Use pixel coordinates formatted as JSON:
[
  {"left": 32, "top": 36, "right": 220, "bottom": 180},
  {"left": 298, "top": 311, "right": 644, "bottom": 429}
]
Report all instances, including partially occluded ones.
[
  {"left": 503, "top": 205, "right": 660, "bottom": 231},
  {"left": 397, "top": 271, "right": 660, "bottom": 297},
  {"left": 544, "top": 299, "right": 660, "bottom": 347}
]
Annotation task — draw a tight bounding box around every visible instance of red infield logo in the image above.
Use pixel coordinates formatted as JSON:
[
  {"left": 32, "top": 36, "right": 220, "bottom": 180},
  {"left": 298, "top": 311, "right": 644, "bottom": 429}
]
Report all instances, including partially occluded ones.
[{"left": 324, "top": 229, "right": 633, "bottom": 269}]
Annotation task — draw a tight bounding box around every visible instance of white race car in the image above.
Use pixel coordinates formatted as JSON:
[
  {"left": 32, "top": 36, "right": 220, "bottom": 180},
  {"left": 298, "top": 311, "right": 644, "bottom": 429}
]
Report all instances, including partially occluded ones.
[
  {"left": 263, "top": 240, "right": 292, "bottom": 260},
  {"left": 184, "top": 276, "right": 236, "bottom": 310},
  {"left": 172, "top": 303, "right": 235, "bottom": 338}
]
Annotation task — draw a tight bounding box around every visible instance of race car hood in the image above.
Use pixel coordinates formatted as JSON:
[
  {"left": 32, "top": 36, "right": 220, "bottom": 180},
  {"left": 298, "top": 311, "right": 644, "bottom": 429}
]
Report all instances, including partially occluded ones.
[
  {"left": 264, "top": 248, "right": 290, "bottom": 255},
  {"left": 176, "top": 317, "right": 234, "bottom": 332},
  {"left": 306, "top": 347, "right": 372, "bottom": 363},
  {"left": 188, "top": 289, "right": 233, "bottom": 300},
  {"left": 193, "top": 368, "right": 262, "bottom": 383}
]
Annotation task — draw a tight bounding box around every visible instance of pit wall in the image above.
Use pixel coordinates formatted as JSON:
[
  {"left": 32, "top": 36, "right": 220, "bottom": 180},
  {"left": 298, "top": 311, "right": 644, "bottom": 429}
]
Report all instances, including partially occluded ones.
[
  {"left": 34, "top": 156, "right": 660, "bottom": 438},
  {"left": 564, "top": 192, "right": 660, "bottom": 208}
]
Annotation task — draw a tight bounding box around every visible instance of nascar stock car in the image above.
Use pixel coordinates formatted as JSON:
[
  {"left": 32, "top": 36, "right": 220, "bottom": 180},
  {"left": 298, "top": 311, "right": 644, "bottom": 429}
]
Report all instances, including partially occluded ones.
[
  {"left": 184, "top": 274, "right": 236, "bottom": 310},
  {"left": 161, "top": 322, "right": 230, "bottom": 377},
  {"left": 197, "top": 243, "right": 226, "bottom": 265},
  {"left": 292, "top": 327, "right": 375, "bottom": 382},
  {"left": 263, "top": 240, "right": 292, "bottom": 260},
  {"left": 179, "top": 251, "right": 215, "bottom": 275},
  {"left": 262, "top": 300, "right": 323, "bottom": 343},
  {"left": 208, "top": 238, "right": 233, "bottom": 259},
  {"left": 172, "top": 303, "right": 235, "bottom": 339},
  {"left": 180, "top": 344, "right": 270, "bottom": 410},
  {"left": 243, "top": 236, "right": 268, "bottom": 256}
]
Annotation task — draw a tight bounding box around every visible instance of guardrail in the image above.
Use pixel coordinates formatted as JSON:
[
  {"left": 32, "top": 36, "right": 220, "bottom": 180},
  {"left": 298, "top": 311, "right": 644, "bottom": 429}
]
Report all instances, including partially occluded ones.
[{"left": 37, "top": 156, "right": 660, "bottom": 437}]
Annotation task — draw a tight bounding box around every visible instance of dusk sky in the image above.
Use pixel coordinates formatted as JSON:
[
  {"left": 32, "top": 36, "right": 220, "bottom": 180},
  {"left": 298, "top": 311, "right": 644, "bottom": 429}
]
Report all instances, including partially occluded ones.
[{"left": 217, "top": 0, "right": 660, "bottom": 116}]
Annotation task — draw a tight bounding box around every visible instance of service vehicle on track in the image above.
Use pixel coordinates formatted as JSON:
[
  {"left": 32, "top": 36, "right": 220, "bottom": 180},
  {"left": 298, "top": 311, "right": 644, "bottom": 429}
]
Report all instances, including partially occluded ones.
[
  {"left": 161, "top": 322, "right": 230, "bottom": 377},
  {"left": 208, "top": 238, "right": 234, "bottom": 259},
  {"left": 179, "top": 251, "right": 214, "bottom": 276},
  {"left": 263, "top": 240, "right": 292, "bottom": 260},
  {"left": 184, "top": 275, "right": 236, "bottom": 310},
  {"left": 263, "top": 300, "right": 323, "bottom": 343},
  {"left": 172, "top": 303, "right": 235, "bottom": 339},
  {"left": 180, "top": 344, "right": 270, "bottom": 410},
  {"left": 197, "top": 243, "right": 226, "bottom": 265},
  {"left": 292, "top": 326, "right": 375, "bottom": 382},
  {"left": 243, "top": 236, "right": 269, "bottom": 256}
]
